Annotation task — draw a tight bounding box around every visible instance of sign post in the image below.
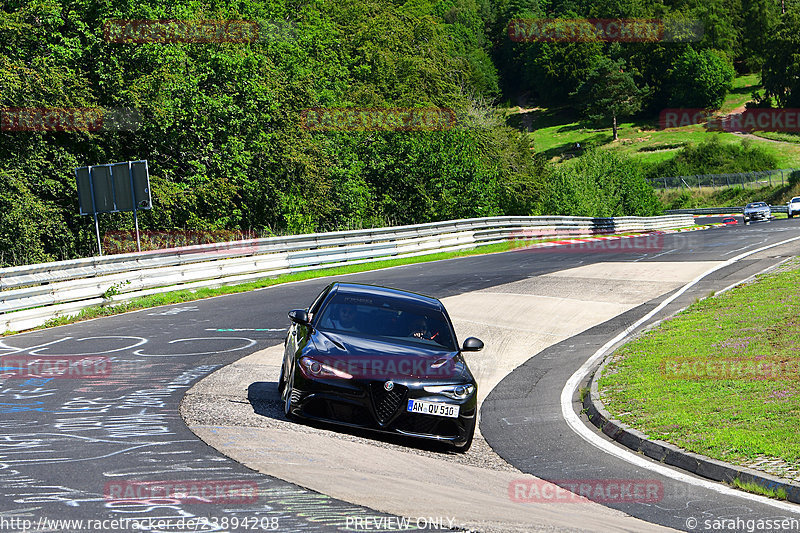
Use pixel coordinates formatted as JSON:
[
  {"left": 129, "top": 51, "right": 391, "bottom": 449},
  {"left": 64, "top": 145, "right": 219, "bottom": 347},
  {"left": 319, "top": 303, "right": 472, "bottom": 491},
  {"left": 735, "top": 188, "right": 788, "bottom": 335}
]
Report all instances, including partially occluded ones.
[{"left": 75, "top": 160, "right": 152, "bottom": 256}]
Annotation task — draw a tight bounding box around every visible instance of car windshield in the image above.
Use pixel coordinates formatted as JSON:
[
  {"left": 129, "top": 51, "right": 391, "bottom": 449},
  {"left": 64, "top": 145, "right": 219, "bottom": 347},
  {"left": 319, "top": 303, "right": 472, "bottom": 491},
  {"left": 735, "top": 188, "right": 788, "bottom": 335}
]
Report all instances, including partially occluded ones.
[
  {"left": 316, "top": 292, "right": 456, "bottom": 350},
  {"left": 792, "top": 198, "right": 800, "bottom": 203},
  {"left": 746, "top": 202, "right": 766, "bottom": 208}
]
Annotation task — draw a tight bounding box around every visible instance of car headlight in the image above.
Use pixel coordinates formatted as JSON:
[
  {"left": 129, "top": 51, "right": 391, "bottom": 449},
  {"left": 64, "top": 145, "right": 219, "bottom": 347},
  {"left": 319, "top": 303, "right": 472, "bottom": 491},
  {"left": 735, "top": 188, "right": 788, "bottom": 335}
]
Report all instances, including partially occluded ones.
[
  {"left": 299, "top": 357, "right": 353, "bottom": 379},
  {"left": 423, "top": 384, "right": 475, "bottom": 399}
]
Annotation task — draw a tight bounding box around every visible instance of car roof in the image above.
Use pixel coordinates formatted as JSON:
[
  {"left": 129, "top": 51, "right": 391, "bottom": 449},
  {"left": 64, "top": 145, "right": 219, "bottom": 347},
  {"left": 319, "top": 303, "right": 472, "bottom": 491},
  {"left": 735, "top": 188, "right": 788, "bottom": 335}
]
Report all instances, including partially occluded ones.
[{"left": 329, "top": 282, "right": 444, "bottom": 311}]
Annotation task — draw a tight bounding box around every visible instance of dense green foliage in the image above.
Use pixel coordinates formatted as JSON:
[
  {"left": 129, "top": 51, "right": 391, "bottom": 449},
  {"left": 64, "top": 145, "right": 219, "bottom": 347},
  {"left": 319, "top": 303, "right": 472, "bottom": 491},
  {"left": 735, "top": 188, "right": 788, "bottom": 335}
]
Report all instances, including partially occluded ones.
[
  {"left": 666, "top": 48, "right": 735, "bottom": 109},
  {"left": 648, "top": 137, "right": 779, "bottom": 178},
  {"left": 492, "top": 0, "right": 798, "bottom": 113},
  {"left": 2, "top": 0, "right": 800, "bottom": 266},
  {"left": 0, "top": 0, "right": 543, "bottom": 266},
  {"left": 762, "top": 9, "right": 800, "bottom": 107},
  {"left": 542, "top": 149, "right": 661, "bottom": 217}
]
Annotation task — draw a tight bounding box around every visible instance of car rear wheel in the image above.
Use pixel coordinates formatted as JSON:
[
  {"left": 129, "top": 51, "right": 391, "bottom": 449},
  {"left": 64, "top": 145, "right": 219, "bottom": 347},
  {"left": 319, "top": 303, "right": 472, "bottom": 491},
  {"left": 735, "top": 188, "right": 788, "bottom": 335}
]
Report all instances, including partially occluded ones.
[{"left": 790, "top": 213, "right": 794, "bottom": 218}]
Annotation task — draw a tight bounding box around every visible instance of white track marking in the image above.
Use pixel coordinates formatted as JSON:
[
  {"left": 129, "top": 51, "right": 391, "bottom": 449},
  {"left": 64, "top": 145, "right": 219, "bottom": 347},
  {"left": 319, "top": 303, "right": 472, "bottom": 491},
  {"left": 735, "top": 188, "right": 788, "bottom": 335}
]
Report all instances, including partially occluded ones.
[
  {"left": 561, "top": 234, "right": 800, "bottom": 513},
  {"left": 27, "top": 336, "right": 148, "bottom": 356},
  {"left": 133, "top": 337, "right": 256, "bottom": 357}
]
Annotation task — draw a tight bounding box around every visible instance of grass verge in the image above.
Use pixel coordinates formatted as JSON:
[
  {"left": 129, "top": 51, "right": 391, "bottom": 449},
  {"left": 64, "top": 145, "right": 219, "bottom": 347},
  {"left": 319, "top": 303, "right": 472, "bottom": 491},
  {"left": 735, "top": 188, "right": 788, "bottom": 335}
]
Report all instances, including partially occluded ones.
[
  {"left": 3, "top": 241, "right": 521, "bottom": 336},
  {"left": 732, "top": 478, "right": 788, "bottom": 500},
  {"left": 657, "top": 181, "right": 800, "bottom": 210},
  {"left": 598, "top": 258, "right": 800, "bottom": 476}
]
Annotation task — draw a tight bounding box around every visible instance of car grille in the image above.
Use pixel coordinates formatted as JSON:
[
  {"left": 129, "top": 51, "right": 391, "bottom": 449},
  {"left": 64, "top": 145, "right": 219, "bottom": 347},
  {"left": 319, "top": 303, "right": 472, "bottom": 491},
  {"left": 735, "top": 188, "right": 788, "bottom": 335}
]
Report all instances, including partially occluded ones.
[{"left": 370, "top": 383, "right": 407, "bottom": 425}]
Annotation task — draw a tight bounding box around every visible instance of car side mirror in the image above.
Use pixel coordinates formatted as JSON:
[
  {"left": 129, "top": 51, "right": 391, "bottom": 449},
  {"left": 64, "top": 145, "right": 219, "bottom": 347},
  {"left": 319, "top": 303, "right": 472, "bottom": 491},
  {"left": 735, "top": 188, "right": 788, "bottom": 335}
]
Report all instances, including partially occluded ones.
[
  {"left": 462, "top": 337, "right": 484, "bottom": 352},
  {"left": 288, "top": 309, "right": 309, "bottom": 325}
]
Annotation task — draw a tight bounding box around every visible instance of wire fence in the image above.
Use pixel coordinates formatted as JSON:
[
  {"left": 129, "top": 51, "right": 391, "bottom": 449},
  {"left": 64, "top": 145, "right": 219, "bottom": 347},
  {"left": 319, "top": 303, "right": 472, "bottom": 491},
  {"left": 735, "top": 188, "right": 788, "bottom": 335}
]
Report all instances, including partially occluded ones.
[{"left": 649, "top": 169, "right": 800, "bottom": 190}]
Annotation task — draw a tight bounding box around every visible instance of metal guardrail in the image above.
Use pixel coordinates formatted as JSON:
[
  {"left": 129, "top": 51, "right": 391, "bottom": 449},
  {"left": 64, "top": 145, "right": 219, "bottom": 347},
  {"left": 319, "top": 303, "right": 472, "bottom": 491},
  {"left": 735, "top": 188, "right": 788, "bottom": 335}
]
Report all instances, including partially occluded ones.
[
  {"left": 666, "top": 206, "right": 788, "bottom": 215},
  {"left": 0, "top": 215, "right": 693, "bottom": 332}
]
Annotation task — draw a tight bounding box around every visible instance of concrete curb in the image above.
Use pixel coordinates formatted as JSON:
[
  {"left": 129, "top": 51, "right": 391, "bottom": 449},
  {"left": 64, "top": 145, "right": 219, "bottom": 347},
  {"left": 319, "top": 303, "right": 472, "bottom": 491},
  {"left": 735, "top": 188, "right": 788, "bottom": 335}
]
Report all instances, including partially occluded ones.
[{"left": 583, "top": 358, "right": 800, "bottom": 504}]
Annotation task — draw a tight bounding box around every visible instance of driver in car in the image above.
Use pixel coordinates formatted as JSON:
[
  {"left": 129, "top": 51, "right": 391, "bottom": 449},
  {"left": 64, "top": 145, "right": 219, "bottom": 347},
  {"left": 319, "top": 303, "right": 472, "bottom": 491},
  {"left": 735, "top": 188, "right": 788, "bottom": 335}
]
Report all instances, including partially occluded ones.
[
  {"left": 330, "top": 304, "right": 359, "bottom": 332},
  {"left": 408, "top": 316, "right": 433, "bottom": 340}
]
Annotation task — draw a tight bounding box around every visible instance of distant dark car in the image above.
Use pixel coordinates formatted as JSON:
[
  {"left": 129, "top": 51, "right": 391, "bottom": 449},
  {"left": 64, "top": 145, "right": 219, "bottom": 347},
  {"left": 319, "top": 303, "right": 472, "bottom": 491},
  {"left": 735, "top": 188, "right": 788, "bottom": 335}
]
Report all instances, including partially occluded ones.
[
  {"left": 280, "top": 282, "right": 483, "bottom": 451},
  {"left": 742, "top": 202, "right": 771, "bottom": 223},
  {"left": 721, "top": 217, "right": 738, "bottom": 225}
]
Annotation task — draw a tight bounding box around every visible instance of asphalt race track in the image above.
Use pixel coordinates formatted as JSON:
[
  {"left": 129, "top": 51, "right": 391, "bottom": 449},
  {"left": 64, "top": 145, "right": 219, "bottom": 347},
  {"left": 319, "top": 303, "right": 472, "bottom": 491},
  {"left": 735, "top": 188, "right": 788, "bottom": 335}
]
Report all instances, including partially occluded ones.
[{"left": 1, "top": 217, "right": 799, "bottom": 532}]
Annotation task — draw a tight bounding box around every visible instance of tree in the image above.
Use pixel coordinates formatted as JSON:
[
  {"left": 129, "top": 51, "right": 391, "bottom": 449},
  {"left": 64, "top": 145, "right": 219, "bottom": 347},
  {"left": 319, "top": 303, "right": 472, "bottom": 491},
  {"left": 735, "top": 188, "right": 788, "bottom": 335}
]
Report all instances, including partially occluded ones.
[
  {"left": 762, "top": 9, "right": 800, "bottom": 107},
  {"left": 667, "top": 48, "right": 735, "bottom": 109},
  {"left": 740, "top": 0, "right": 781, "bottom": 71},
  {"left": 572, "top": 57, "right": 649, "bottom": 141}
]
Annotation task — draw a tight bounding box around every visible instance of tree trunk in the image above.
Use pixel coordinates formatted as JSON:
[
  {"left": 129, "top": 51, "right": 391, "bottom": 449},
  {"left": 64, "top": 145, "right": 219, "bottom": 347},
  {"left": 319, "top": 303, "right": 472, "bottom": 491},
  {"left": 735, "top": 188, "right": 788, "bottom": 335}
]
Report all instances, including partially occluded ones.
[{"left": 612, "top": 114, "right": 618, "bottom": 141}]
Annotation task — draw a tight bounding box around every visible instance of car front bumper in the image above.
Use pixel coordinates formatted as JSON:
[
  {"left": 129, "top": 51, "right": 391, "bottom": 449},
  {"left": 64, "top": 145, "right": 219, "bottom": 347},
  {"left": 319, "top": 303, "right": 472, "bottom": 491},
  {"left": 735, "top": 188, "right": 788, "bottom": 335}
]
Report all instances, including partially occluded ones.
[
  {"left": 289, "top": 376, "right": 477, "bottom": 447},
  {"left": 743, "top": 211, "right": 770, "bottom": 220}
]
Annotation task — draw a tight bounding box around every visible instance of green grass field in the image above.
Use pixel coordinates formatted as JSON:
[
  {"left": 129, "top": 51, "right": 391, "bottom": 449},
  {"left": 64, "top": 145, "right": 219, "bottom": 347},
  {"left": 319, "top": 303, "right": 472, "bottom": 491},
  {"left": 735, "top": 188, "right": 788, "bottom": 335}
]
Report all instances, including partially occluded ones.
[
  {"left": 598, "top": 259, "right": 800, "bottom": 475},
  {"left": 520, "top": 75, "right": 800, "bottom": 169}
]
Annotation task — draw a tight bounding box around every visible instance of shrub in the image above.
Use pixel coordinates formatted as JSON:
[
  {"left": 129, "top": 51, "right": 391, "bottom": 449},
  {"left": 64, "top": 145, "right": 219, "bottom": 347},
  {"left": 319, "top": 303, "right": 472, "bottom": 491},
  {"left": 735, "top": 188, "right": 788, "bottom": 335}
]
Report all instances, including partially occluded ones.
[{"left": 542, "top": 150, "right": 662, "bottom": 216}]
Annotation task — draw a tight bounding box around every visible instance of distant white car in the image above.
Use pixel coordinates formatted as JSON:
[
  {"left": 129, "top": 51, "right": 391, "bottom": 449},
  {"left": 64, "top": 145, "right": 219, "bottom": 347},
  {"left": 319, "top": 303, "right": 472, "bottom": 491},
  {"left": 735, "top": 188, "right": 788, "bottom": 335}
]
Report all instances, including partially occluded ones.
[{"left": 788, "top": 197, "right": 800, "bottom": 218}]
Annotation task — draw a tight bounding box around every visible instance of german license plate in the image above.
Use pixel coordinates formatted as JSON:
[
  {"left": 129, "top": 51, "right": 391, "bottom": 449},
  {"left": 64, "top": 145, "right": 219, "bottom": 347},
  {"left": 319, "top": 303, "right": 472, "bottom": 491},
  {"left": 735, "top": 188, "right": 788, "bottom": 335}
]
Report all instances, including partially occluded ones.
[{"left": 407, "top": 399, "right": 459, "bottom": 418}]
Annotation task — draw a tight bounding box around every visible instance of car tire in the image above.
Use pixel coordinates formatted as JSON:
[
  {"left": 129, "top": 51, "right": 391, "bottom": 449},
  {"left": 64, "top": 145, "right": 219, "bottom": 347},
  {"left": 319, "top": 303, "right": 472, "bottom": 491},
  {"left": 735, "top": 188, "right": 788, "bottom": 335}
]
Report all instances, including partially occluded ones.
[
  {"left": 790, "top": 213, "right": 794, "bottom": 219},
  {"left": 278, "top": 362, "right": 286, "bottom": 395},
  {"left": 454, "top": 425, "right": 475, "bottom": 453},
  {"left": 283, "top": 367, "right": 296, "bottom": 419}
]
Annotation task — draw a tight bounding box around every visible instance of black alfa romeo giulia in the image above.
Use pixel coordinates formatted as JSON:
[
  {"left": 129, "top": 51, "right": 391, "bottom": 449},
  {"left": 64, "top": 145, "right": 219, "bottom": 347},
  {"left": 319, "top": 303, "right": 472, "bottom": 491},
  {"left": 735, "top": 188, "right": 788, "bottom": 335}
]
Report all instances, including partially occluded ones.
[{"left": 279, "top": 282, "right": 483, "bottom": 451}]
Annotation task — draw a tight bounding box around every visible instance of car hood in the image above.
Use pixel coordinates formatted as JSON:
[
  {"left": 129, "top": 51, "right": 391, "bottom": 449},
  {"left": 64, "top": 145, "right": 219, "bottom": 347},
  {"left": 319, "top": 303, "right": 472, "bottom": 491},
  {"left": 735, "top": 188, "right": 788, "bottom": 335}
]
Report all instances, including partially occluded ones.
[{"left": 308, "top": 330, "right": 471, "bottom": 382}]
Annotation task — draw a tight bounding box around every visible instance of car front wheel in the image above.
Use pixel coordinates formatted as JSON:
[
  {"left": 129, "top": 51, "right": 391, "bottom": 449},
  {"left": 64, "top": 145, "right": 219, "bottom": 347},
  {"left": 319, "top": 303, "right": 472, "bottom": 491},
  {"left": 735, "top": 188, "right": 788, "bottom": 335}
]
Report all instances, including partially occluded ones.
[
  {"left": 283, "top": 367, "right": 295, "bottom": 419},
  {"left": 453, "top": 424, "right": 475, "bottom": 453},
  {"left": 278, "top": 362, "right": 285, "bottom": 394}
]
